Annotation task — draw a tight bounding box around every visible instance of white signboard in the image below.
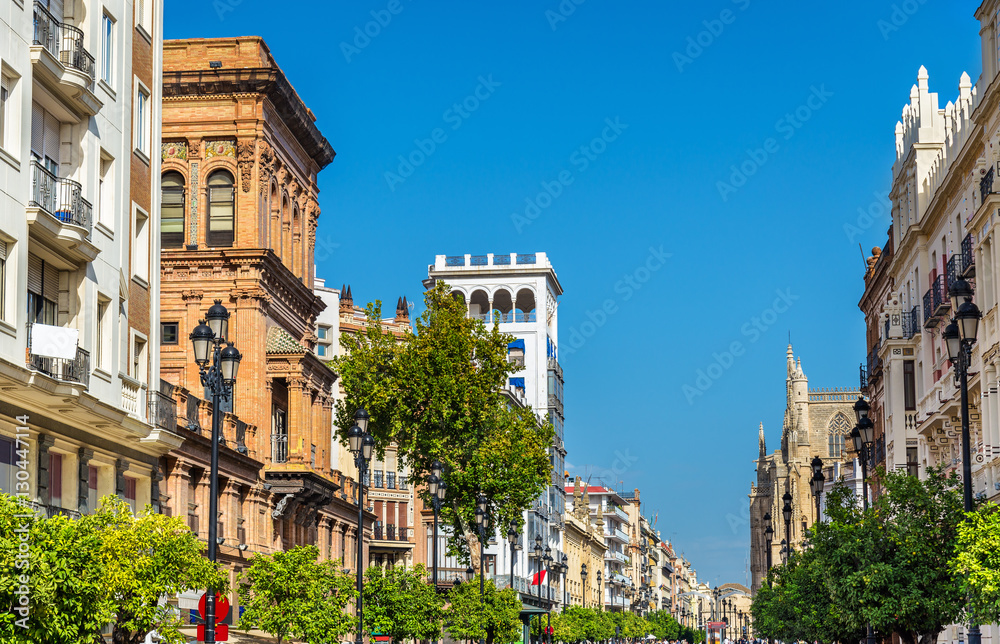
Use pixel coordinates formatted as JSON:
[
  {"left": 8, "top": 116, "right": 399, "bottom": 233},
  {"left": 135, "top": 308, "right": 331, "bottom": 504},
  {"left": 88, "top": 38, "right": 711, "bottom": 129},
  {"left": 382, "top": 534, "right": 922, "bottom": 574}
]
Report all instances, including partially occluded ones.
[{"left": 30, "top": 323, "right": 79, "bottom": 360}]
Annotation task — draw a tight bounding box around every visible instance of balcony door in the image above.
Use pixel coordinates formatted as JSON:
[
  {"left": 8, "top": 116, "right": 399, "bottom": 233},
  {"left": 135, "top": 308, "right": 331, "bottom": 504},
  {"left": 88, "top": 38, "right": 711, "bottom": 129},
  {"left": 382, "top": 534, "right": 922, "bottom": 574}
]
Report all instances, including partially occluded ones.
[
  {"left": 27, "top": 254, "right": 57, "bottom": 325},
  {"left": 30, "top": 101, "right": 60, "bottom": 174}
]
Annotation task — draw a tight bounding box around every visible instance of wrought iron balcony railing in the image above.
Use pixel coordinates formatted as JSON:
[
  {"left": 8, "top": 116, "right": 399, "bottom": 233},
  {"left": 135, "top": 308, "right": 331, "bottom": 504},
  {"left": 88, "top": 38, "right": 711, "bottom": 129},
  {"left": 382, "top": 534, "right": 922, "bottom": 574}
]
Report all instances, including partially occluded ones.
[
  {"left": 946, "top": 254, "right": 964, "bottom": 288},
  {"left": 962, "top": 233, "right": 976, "bottom": 278},
  {"left": 26, "top": 323, "right": 89, "bottom": 387},
  {"left": 867, "top": 340, "right": 882, "bottom": 378},
  {"left": 902, "top": 306, "right": 920, "bottom": 339},
  {"left": 32, "top": 1, "right": 95, "bottom": 86},
  {"left": 271, "top": 433, "right": 288, "bottom": 464},
  {"left": 29, "top": 160, "right": 93, "bottom": 234},
  {"left": 982, "top": 166, "right": 996, "bottom": 204}
]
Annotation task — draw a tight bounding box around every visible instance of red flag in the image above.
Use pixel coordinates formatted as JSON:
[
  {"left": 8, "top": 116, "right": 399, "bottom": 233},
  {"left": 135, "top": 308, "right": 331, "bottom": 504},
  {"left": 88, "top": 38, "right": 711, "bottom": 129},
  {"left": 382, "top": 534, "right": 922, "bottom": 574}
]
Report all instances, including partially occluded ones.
[{"left": 531, "top": 569, "right": 547, "bottom": 585}]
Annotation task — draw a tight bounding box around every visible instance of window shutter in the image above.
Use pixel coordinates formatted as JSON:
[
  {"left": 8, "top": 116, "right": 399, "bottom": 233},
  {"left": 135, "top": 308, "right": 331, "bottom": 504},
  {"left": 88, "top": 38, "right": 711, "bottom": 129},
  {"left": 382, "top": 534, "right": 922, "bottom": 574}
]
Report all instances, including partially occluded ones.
[
  {"left": 44, "top": 110, "right": 59, "bottom": 166},
  {"left": 0, "top": 240, "right": 7, "bottom": 262},
  {"left": 27, "top": 254, "right": 42, "bottom": 294},
  {"left": 30, "top": 102, "right": 44, "bottom": 158},
  {"left": 42, "top": 263, "right": 59, "bottom": 301}
]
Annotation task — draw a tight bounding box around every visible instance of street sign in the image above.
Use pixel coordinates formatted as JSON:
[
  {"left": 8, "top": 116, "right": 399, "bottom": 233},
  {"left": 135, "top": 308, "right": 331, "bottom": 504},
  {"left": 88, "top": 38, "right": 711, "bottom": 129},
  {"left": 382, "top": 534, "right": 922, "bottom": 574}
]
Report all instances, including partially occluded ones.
[{"left": 196, "top": 593, "right": 230, "bottom": 642}]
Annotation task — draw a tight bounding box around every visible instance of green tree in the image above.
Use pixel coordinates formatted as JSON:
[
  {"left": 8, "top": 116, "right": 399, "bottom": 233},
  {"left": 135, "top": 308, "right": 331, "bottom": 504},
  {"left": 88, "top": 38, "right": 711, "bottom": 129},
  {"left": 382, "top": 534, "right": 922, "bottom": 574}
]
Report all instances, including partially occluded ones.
[
  {"left": 552, "top": 605, "right": 590, "bottom": 642},
  {"left": 95, "top": 497, "right": 228, "bottom": 644},
  {"left": 0, "top": 494, "right": 111, "bottom": 643},
  {"left": 648, "top": 610, "right": 681, "bottom": 640},
  {"left": 952, "top": 502, "right": 1000, "bottom": 625},
  {"left": 811, "top": 468, "right": 968, "bottom": 644},
  {"left": 333, "top": 284, "right": 555, "bottom": 563},
  {"left": 610, "top": 610, "right": 650, "bottom": 638},
  {"left": 238, "top": 545, "right": 356, "bottom": 644},
  {"left": 363, "top": 564, "right": 444, "bottom": 642},
  {"left": 445, "top": 578, "right": 522, "bottom": 644}
]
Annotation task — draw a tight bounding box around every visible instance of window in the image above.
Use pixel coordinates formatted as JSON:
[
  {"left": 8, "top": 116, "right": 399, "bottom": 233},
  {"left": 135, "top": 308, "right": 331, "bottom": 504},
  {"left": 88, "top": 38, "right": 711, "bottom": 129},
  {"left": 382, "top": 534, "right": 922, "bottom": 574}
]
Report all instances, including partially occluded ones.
[
  {"left": 272, "top": 406, "right": 288, "bottom": 463},
  {"left": 134, "top": 83, "right": 149, "bottom": 156},
  {"left": 49, "top": 452, "right": 62, "bottom": 508},
  {"left": 132, "top": 336, "right": 146, "bottom": 381},
  {"left": 31, "top": 101, "right": 60, "bottom": 175},
  {"left": 317, "top": 326, "right": 327, "bottom": 340},
  {"left": 0, "top": 73, "right": 10, "bottom": 151},
  {"left": 135, "top": 0, "right": 152, "bottom": 34},
  {"left": 124, "top": 477, "right": 137, "bottom": 514},
  {"left": 95, "top": 295, "right": 110, "bottom": 370},
  {"left": 386, "top": 471, "right": 396, "bottom": 489},
  {"left": 904, "top": 360, "right": 916, "bottom": 411},
  {"left": 0, "top": 437, "right": 13, "bottom": 495},
  {"left": 161, "top": 322, "right": 178, "bottom": 345},
  {"left": 317, "top": 345, "right": 326, "bottom": 357},
  {"left": 133, "top": 207, "right": 149, "bottom": 281},
  {"left": 0, "top": 240, "right": 6, "bottom": 321},
  {"left": 99, "top": 154, "right": 113, "bottom": 229},
  {"left": 161, "top": 171, "right": 185, "bottom": 248},
  {"left": 87, "top": 465, "right": 99, "bottom": 513},
  {"left": 27, "top": 254, "right": 57, "bottom": 325},
  {"left": 207, "top": 171, "right": 235, "bottom": 247},
  {"left": 828, "top": 413, "right": 851, "bottom": 458},
  {"left": 906, "top": 447, "right": 919, "bottom": 478},
  {"left": 101, "top": 13, "right": 114, "bottom": 85},
  {"left": 373, "top": 470, "right": 384, "bottom": 488}
]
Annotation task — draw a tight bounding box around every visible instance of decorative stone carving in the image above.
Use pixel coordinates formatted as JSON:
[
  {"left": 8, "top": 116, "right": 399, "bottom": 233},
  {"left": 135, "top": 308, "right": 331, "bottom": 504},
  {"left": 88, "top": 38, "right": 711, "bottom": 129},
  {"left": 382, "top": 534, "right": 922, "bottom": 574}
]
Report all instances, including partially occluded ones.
[
  {"left": 237, "top": 140, "right": 255, "bottom": 193},
  {"left": 272, "top": 493, "right": 294, "bottom": 519},
  {"left": 205, "top": 139, "right": 237, "bottom": 159},
  {"left": 258, "top": 140, "right": 275, "bottom": 193},
  {"left": 162, "top": 140, "right": 188, "bottom": 161}
]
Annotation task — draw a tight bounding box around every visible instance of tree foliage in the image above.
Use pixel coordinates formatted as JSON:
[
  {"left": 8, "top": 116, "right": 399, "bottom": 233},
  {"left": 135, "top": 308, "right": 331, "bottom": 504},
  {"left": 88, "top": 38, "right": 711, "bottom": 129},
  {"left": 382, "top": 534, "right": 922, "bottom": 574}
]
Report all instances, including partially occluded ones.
[
  {"left": 647, "top": 609, "right": 681, "bottom": 640},
  {"left": 952, "top": 502, "right": 1000, "bottom": 626},
  {"left": 363, "top": 564, "right": 444, "bottom": 641},
  {"left": 0, "top": 494, "right": 225, "bottom": 644},
  {"left": 238, "top": 545, "right": 356, "bottom": 644},
  {"left": 444, "top": 578, "right": 522, "bottom": 644},
  {"left": 95, "top": 497, "right": 228, "bottom": 644},
  {"left": 332, "top": 283, "right": 555, "bottom": 562}
]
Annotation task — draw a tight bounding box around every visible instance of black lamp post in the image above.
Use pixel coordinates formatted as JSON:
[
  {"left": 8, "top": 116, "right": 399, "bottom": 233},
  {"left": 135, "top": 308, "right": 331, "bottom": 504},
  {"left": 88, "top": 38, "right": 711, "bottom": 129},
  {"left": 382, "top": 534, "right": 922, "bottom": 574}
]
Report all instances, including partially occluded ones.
[
  {"left": 596, "top": 568, "right": 602, "bottom": 610},
  {"left": 781, "top": 492, "right": 792, "bottom": 559},
  {"left": 347, "top": 408, "right": 374, "bottom": 644},
  {"left": 810, "top": 456, "right": 826, "bottom": 521},
  {"left": 581, "top": 563, "right": 588, "bottom": 608},
  {"left": 945, "top": 277, "right": 982, "bottom": 644},
  {"left": 507, "top": 522, "right": 519, "bottom": 592},
  {"left": 763, "top": 512, "right": 773, "bottom": 575},
  {"left": 428, "top": 461, "right": 447, "bottom": 589},
  {"left": 189, "top": 302, "right": 242, "bottom": 644}
]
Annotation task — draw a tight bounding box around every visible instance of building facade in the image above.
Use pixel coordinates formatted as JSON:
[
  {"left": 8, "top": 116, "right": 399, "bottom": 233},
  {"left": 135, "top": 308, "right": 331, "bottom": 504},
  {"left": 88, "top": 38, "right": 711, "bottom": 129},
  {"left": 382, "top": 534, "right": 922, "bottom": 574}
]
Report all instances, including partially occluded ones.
[
  {"left": 749, "top": 345, "right": 859, "bottom": 591},
  {"left": 426, "top": 252, "right": 567, "bottom": 614},
  {"left": 0, "top": 0, "right": 169, "bottom": 519},
  {"left": 156, "top": 39, "right": 374, "bottom": 616},
  {"left": 563, "top": 477, "right": 607, "bottom": 608}
]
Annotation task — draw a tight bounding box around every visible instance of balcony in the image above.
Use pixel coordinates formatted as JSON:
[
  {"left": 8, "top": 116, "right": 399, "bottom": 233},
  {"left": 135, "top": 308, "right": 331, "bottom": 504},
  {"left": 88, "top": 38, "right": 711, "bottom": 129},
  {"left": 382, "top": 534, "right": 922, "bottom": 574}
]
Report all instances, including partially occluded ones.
[
  {"left": 120, "top": 374, "right": 147, "bottom": 421},
  {"left": 604, "top": 504, "right": 629, "bottom": 523},
  {"left": 30, "top": 2, "right": 100, "bottom": 116},
  {"left": 271, "top": 433, "right": 288, "bottom": 464},
  {"left": 962, "top": 233, "right": 976, "bottom": 278},
  {"left": 606, "top": 527, "right": 629, "bottom": 543},
  {"left": 923, "top": 274, "right": 949, "bottom": 328},
  {"left": 606, "top": 550, "right": 629, "bottom": 564},
  {"left": 26, "top": 323, "right": 89, "bottom": 388},
  {"left": 982, "top": 167, "right": 996, "bottom": 205},
  {"left": 902, "top": 306, "right": 920, "bottom": 340},
  {"left": 946, "top": 254, "right": 965, "bottom": 289},
  {"left": 26, "top": 161, "right": 98, "bottom": 265},
  {"left": 148, "top": 388, "right": 177, "bottom": 431}
]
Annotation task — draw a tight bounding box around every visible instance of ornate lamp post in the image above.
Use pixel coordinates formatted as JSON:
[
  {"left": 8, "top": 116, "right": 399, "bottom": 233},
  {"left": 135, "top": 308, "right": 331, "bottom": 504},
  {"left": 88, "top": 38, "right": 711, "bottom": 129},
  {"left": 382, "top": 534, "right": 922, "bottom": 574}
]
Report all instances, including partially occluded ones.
[
  {"left": 347, "top": 408, "right": 374, "bottom": 644},
  {"left": 945, "top": 277, "right": 982, "bottom": 644},
  {"left": 428, "top": 461, "right": 447, "bottom": 589},
  {"left": 581, "top": 563, "right": 588, "bottom": 608},
  {"left": 763, "top": 512, "right": 774, "bottom": 576},
  {"left": 781, "top": 492, "right": 792, "bottom": 559},
  {"left": 189, "top": 302, "right": 242, "bottom": 644},
  {"left": 507, "top": 522, "right": 520, "bottom": 592},
  {"left": 810, "top": 456, "right": 826, "bottom": 521},
  {"left": 596, "top": 568, "right": 602, "bottom": 610}
]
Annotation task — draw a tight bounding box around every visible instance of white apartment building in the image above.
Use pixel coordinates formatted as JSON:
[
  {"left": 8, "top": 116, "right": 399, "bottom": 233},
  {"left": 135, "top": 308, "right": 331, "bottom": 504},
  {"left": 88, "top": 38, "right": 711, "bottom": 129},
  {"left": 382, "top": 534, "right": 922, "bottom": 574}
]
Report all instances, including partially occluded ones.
[
  {"left": 0, "top": 0, "right": 169, "bottom": 517},
  {"left": 564, "top": 483, "right": 632, "bottom": 611},
  {"left": 427, "top": 251, "right": 567, "bottom": 611},
  {"left": 862, "top": 3, "right": 1000, "bottom": 643}
]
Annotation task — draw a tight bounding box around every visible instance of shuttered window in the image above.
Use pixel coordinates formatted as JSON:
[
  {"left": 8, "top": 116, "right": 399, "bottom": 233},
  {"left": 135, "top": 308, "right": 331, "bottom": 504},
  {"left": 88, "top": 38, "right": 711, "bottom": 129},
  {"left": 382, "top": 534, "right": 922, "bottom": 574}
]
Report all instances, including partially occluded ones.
[
  {"left": 0, "top": 240, "right": 6, "bottom": 320},
  {"left": 161, "top": 171, "right": 185, "bottom": 248},
  {"left": 27, "top": 254, "right": 56, "bottom": 324},
  {"left": 0, "top": 74, "right": 9, "bottom": 151},
  {"left": 206, "top": 171, "right": 234, "bottom": 247},
  {"left": 30, "top": 102, "right": 59, "bottom": 172}
]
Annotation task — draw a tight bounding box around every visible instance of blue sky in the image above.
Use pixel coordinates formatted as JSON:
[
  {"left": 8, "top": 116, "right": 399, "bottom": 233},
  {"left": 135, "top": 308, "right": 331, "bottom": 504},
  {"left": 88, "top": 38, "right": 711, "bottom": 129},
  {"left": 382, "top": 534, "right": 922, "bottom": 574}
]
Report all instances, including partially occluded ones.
[{"left": 166, "top": 0, "right": 982, "bottom": 586}]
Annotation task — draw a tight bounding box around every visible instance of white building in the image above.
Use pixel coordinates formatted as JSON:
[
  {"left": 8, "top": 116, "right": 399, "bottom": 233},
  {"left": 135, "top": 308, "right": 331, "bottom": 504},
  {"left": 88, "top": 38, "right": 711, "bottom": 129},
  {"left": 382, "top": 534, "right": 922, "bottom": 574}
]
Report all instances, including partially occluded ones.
[
  {"left": 0, "top": 0, "right": 170, "bottom": 516},
  {"left": 427, "top": 252, "right": 568, "bottom": 611}
]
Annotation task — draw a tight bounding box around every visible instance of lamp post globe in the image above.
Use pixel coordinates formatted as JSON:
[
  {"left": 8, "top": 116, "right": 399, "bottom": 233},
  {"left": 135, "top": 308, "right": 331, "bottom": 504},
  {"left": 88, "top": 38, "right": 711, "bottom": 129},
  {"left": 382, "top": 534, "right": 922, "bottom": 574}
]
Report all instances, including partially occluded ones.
[
  {"left": 219, "top": 343, "right": 241, "bottom": 385},
  {"left": 858, "top": 417, "right": 876, "bottom": 446},
  {"left": 950, "top": 277, "right": 974, "bottom": 312},
  {"left": 854, "top": 396, "right": 870, "bottom": 423},
  {"left": 957, "top": 300, "right": 982, "bottom": 343},
  {"left": 354, "top": 407, "right": 370, "bottom": 433},
  {"left": 781, "top": 492, "right": 792, "bottom": 523},
  {"left": 190, "top": 321, "right": 214, "bottom": 366},
  {"left": 205, "top": 299, "right": 230, "bottom": 341}
]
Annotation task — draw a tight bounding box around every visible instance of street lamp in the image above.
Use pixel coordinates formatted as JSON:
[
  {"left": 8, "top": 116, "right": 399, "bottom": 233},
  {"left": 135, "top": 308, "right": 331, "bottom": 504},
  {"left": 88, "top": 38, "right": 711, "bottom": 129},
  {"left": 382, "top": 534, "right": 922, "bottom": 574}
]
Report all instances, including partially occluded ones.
[
  {"left": 429, "top": 461, "right": 447, "bottom": 589},
  {"left": 189, "top": 303, "right": 242, "bottom": 644},
  {"left": 810, "top": 456, "right": 825, "bottom": 521},
  {"left": 581, "top": 563, "right": 588, "bottom": 608},
  {"left": 763, "top": 512, "right": 773, "bottom": 576},
  {"left": 596, "top": 569, "right": 602, "bottom": 610},
  {"left": 781, "top": 492, "right": 792, "bottom": 558},
  {"left": 475, "top": 493, "right": 490, "bottom": 602},
  {"left": 348, "top": 408, "right": 375, "bottom": 644},
  {"left": 945, "top": 279, "right": 983, "bottom": 644},
  {"left": 507, "top": 522, "right": 520, "bottom": 593}
]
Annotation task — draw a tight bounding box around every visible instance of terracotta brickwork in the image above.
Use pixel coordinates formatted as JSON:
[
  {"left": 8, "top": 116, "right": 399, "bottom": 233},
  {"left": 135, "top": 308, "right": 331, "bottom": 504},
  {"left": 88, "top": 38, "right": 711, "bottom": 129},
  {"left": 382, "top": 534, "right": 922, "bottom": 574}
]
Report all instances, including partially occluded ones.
[{"left": 158, "top": 38, "right": 370, "bottom": 597}]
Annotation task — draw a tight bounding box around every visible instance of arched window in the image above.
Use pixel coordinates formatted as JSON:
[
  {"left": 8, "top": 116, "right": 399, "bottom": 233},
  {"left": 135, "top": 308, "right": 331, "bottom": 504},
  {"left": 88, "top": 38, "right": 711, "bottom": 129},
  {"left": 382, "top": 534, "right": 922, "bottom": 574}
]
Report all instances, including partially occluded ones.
[
  {"left": 161, "top": 171, "right": 185, "bottom": 248},
  {"left": 206, "top": 170, "right": 235, "bottom": 247},
  {"left": 828, "top": 412, "right": 851, "bottom": 458}
]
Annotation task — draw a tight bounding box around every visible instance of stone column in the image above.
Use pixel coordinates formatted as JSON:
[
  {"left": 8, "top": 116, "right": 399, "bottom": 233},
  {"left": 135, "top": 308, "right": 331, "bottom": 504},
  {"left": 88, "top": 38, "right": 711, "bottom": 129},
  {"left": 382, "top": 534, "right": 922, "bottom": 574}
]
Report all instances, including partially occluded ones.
[
  {"left": 36, "top": 434, "right": 54, "bottom": 507},
  {"left": 181, "top": 290, "right": 204, "bottom": 394},
  {"left": 288, "top": 377, "right": 306, "bottom": 463},
  {"left": 77, "top": 448, "right": 93, "bottom": 515},
  {"left": 115, "top": 458, "right": 128, "bottom": 499}
]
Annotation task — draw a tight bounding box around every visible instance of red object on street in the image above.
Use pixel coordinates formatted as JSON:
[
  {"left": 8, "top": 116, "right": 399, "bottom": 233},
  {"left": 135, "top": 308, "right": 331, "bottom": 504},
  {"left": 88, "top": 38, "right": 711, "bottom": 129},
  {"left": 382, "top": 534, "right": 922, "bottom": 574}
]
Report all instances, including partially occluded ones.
[
  {"left": 531, "top": 569, "right": 547, "bottom": 585},
  {"left": 197, "top": 592, "right": 231, "bottom": 642}
]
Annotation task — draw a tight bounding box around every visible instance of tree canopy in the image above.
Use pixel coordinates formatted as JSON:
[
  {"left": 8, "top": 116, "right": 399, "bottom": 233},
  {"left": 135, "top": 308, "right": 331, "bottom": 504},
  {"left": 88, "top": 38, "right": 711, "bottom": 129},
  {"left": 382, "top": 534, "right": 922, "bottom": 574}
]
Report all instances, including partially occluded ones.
[
  {"left": 363, "top": 564, "right": 444, "bottom": 641},
  {"left": 444, "top": 578, "right": 522, "bottom": 644},
  {"left": 952, "top": 502, "right": 1000, "bottom": 626},
  {"left": 332, "top": 283, "right": 555, "bottom": 562}
]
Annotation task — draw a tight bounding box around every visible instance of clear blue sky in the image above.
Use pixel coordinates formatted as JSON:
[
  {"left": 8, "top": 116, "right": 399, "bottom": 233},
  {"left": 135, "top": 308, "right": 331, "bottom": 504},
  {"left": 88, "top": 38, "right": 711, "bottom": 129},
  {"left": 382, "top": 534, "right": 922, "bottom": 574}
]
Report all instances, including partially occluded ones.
[{"left": 166, "top": 0, "right": 982, "bottom": 587}]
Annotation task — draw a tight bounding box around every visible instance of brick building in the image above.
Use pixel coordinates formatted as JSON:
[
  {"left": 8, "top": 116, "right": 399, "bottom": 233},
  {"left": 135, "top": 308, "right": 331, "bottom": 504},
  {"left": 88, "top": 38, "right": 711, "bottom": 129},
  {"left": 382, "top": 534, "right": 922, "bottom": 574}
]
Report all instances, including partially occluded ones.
[{"left": 156, "top": 37, "right": 372, "bottom": 614}]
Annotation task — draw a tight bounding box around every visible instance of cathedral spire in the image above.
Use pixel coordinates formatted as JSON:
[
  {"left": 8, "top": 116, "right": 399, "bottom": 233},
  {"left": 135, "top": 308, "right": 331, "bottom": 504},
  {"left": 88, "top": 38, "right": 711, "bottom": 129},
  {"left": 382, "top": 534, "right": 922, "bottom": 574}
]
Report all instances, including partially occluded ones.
[{"left": 759, "top": 422, "right": 766, "bottom": 458}]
